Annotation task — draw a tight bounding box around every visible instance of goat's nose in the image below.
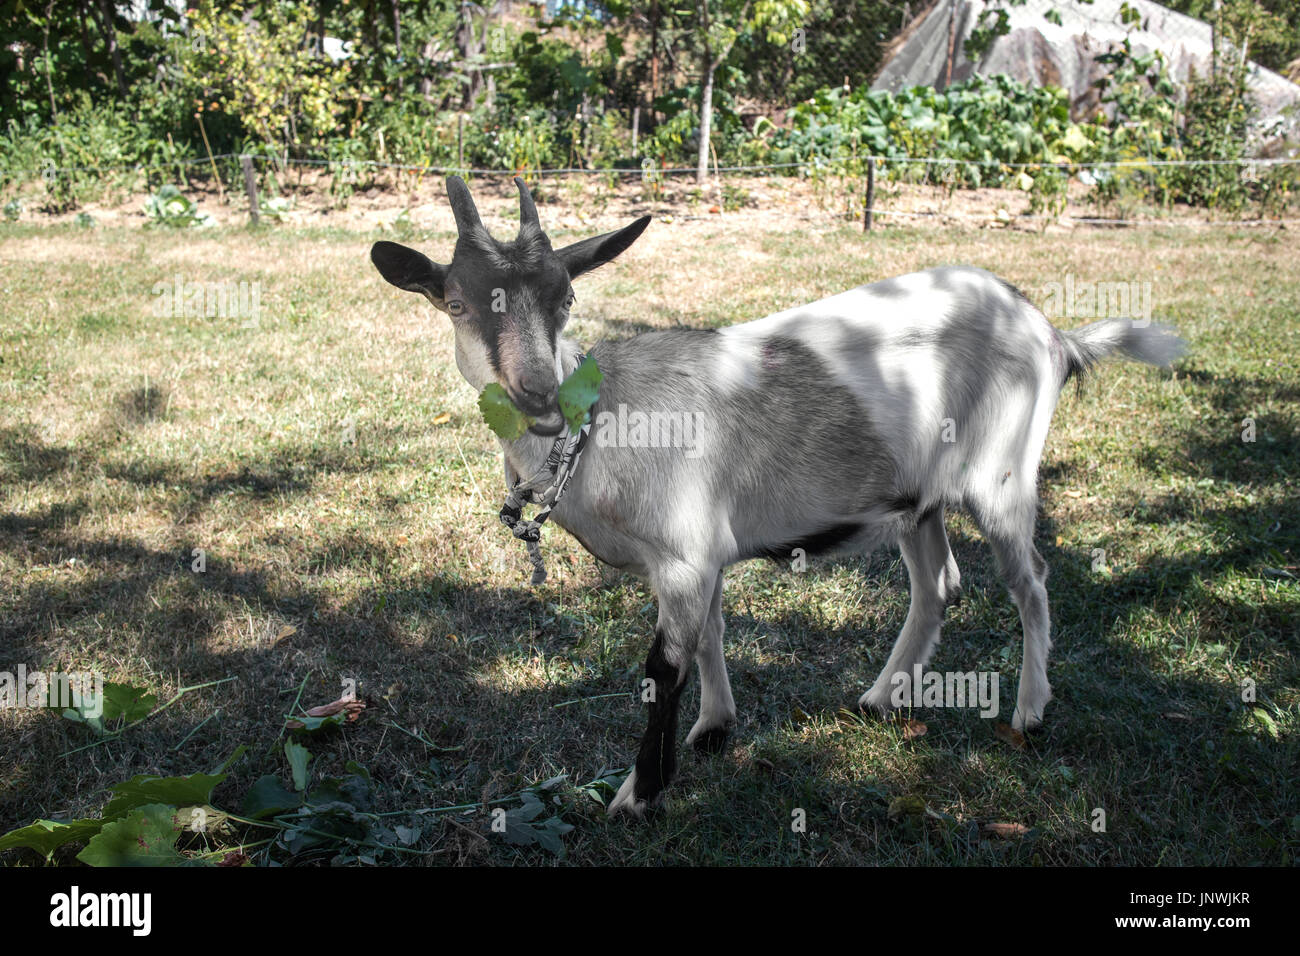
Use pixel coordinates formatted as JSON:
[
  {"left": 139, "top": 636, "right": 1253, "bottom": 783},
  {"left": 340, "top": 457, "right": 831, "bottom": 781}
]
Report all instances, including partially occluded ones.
[{"left": 515, "top": 374, "right": 557, "bottom": 414}]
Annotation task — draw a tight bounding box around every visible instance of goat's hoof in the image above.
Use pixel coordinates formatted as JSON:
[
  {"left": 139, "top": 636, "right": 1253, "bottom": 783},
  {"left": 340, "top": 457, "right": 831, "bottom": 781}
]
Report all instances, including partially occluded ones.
[
  {"left": 1011, "top": 704, "right": 1047, "bottom": 733},
  {"left": 857, "top": 685, "right": 896, "bottom": 717},
  {"left": 606, "top": 770, "right": 664, "bottom": 820},
  {"left": 688, "top": 724, "right": 732, "bottom": 756}
]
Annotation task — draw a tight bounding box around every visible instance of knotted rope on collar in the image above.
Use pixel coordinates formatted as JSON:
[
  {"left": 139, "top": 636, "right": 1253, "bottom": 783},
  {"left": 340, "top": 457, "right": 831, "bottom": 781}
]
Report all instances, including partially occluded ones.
[{"left": 498, "top": 412, "right": 592, "bottom": 587}]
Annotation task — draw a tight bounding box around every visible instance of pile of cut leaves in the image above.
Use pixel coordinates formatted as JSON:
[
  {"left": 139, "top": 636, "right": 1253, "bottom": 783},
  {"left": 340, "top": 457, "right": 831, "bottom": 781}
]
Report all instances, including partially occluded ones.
[{"left": 0, "top": 680, "right": 615, "bottom": 865}]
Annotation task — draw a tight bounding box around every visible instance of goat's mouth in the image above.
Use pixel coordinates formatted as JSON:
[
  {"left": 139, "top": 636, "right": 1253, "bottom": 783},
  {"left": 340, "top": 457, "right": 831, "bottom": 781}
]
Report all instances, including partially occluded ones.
[{"left": 527, "top": 409, "right": 566, "bottom": 437}]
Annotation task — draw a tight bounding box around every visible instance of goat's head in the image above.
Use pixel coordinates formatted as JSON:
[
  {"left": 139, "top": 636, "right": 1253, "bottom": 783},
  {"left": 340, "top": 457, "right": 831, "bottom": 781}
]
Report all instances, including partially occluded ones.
[{"left": 370, "top": 176, "right": 649, "bottom": 437}]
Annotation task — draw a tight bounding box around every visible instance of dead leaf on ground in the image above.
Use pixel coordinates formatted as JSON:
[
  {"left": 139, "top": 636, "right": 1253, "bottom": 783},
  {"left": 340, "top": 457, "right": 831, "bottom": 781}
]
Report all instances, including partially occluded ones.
[
  {"left": 983, "top": 821, "right": 1030, "bottom": 839},
  {"left": 285, "top": 696, "right": 367, "bottom": 728},
  {"left": 432, "top": 412, "right": 451, "bottom": 425},
  {"left": 902, "top": 718, "right": 928, "bottom": 740},
  {"left": 995, "top": 722, "right": 1026, "bottom": 750},
  {"left": 273, "top": 624, "right": 297, "bottom": 644}
]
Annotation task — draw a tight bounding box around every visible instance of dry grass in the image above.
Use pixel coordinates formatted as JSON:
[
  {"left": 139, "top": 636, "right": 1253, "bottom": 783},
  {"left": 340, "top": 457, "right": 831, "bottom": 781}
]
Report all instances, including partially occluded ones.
[{"left": 0, "top": 204, "right": 1296, "bottom": 865}]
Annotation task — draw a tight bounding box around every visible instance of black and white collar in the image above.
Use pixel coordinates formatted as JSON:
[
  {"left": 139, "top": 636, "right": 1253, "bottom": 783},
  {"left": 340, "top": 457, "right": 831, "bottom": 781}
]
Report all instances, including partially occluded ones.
[{"left": 497, "top": 356, "right": 593, "bottom": 586}]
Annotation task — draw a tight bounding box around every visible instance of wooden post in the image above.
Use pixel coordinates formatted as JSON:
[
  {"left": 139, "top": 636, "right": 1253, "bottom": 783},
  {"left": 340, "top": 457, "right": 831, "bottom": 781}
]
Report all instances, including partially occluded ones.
[
  {"left": 632, "top": 105, "right": 640, "bottom": 159},
  {"left": 457, "top": 113, "right": 464, "bottom": 171},
  {"left": 241, "top": 155, "right": 259, "bottom": 226},
  {"left": 864, "top": 157, "right": 875, "bottom": 232}
]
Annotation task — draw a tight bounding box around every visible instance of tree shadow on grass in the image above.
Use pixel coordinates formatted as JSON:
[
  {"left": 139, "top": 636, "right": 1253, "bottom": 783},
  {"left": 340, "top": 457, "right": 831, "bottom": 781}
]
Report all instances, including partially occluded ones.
[{"left": 2, "top": 362, "right": 1295, "bottom": 863}]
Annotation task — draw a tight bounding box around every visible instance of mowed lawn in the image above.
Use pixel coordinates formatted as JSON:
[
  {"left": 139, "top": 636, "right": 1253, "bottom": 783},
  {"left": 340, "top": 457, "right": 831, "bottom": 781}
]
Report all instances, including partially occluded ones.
[{"left": 0, "top": 207, "right": 1296, "bottom": 866}]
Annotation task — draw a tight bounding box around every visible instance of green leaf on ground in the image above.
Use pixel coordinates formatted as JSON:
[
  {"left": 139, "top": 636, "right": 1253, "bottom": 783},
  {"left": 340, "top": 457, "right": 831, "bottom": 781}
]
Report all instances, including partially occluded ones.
[
  {"left": 102, "top": 772, "right": 227, "bottom": 822},
  {"left": 242, "top": 775, "right": 303, "bottom": 819},
  {"left": 0, "top": 817, "right": 104, "bottom": 860},
  {"left": 497, "top": 791, "right": 574, "bottom": 857},
  {"left": 285, "top": 739, "right": 312, "bottom": 792},
  {"left": 76, "top": 804, "right": 196, "bottom": 867}
]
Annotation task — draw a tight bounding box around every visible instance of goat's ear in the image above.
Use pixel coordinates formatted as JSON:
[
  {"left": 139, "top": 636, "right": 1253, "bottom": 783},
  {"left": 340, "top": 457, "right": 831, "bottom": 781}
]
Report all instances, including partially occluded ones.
[
  {"left": 370, "top": 241, "right": 448, "bottom": 311},
  {"left": 555, "top": 216, "right": 650, "bottom": 280}
]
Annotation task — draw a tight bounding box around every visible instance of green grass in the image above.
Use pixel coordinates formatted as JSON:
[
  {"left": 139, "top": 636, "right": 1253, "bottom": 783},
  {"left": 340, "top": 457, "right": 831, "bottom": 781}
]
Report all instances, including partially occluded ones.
[{"left": 0, "top": 218, "right": 1295, "bottom": 866}]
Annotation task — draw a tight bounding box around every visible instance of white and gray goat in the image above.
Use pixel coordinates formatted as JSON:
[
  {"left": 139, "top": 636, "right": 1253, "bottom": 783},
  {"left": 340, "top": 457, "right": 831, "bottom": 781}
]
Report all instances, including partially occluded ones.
[{"left": 371, "top": 177, "right": 1184, "bottom": 817}]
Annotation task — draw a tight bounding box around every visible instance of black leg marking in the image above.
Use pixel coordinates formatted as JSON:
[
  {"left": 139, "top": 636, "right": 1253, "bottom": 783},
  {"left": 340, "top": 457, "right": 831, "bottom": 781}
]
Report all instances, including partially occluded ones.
[{"left": 633, "top": 628, "right": 684, "bottom": 805}]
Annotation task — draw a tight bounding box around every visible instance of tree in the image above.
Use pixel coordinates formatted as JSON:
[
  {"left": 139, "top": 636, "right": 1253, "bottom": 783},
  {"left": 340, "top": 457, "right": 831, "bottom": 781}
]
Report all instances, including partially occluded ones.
[{"left": 687, "top": 0, "right": 807, "bottom": 183}]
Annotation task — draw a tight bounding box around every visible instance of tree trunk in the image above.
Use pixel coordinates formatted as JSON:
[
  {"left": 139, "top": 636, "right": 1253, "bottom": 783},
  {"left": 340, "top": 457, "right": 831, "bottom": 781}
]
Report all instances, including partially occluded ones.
[
  {"left": 42, "top": 1, "right": 59, "bottom": 121},
  {"left": 650, "top": 0, "right": 660, "bottom": 113},
  {"left": 93, "top": 0, "right": 129, "bottom": 101},
  {"left": 75, "top": 0, "right": 96, "bottom": 87},
  {"left": 696, "top": 60, "right": 715, "bottom": 185}
]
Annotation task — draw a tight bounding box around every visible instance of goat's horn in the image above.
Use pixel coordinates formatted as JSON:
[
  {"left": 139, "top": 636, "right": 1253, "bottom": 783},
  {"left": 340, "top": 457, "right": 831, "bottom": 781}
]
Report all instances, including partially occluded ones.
[
  {"left": 515, "top": 177, "right": 540, "bottom": 232},
  {"left": 445, "top": 176, "right": 483, "bottom": 234}
]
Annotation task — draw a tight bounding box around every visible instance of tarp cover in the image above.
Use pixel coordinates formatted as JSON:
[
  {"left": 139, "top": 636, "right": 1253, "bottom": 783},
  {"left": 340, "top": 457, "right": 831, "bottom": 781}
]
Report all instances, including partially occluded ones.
[{"left": 872, "top": 0, "right": 1299, "bottom": 147}]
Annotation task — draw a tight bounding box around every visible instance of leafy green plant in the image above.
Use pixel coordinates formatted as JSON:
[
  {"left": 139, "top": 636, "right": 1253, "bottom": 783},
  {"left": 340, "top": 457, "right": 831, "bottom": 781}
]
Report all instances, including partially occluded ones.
[
  {"left": 0, "top": 767, "right": 228, "bottom": 864},
  {"left": 772, "top": 76, "right": 1089, "bottom": 189},
  {"left": 0, "top": 672, "right": 604, "bottom": 865},
  {"left": 1022, "top": 165, "right": 1069, "bottom": 228},
  {"left": 258, "top": 195, "right": 293, "bottom": 223},
  {"left": 181, "top": 0, "right": 352, "bottom": 161},
  {"left": 495, "top": 788, "right": 574, "bottom": 856},
  {"left": 722, "top": 182, "right": 753, "bottom": 211},
  {"left": 143, "top": 184, "right": 213, "bottom": 228},
  {"left": 3, "top": 198, "right": 21, "bottom": 221}
]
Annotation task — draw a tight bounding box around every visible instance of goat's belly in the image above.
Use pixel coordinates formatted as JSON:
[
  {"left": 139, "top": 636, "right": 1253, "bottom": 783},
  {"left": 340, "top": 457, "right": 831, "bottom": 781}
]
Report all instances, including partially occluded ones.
[{"left": 731, "top": 501, "right": 915, "bottom": 567}]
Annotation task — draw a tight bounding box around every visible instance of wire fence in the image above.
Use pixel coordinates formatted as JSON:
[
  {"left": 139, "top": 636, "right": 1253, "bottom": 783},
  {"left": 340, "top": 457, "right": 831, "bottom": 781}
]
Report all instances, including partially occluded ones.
[
  {"left": 11, "top": 152, "right": 1300, "bottom": 178},
  {"left": 7, "top": 149, "right": 1296, "bottom": 231}
]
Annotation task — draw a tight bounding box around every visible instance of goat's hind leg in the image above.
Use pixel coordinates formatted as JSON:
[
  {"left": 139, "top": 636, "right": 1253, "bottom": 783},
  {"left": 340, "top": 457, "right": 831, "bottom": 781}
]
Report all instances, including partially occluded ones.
[
  {"left": 860, "top": 507, "right": 958, "bottom": 715},
  {"left": 685, "top": 571, "right": 734, "bottom": 755},
  {"left": 977, "top": 509, "right": 1052, "bottom": 732},
  {"left": 608, "top": 565, "right": 717, "bottom": 818}
]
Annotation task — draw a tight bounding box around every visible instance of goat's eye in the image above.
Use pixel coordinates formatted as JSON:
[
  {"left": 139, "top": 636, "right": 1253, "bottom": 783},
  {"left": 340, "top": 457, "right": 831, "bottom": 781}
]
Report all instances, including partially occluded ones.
[
  {"left": 447, "top": 300, "right": 465, "bottom": 316},
  {"left": 565, "top": 292, "right": 576, "bottom": 309}
]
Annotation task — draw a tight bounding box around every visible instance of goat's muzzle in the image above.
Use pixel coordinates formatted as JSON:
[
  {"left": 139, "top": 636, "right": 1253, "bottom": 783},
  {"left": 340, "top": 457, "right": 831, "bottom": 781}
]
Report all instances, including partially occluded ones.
[
  {"left": 527, "top": 410, "right": 566, "bottom": 437},
  {"left": 512, "top": 374, "right": 563, "bottom": 436}
]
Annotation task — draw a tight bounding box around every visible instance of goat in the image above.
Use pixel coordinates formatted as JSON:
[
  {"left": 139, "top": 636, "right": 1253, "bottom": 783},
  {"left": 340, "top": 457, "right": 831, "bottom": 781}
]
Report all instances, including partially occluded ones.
[{"left": 370, "top": 176, "right": 1185, "bottom": 818}]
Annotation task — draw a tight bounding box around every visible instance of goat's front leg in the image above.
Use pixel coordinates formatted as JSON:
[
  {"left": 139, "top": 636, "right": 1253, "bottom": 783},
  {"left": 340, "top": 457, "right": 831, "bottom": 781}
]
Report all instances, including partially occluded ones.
[{"left": 608, "top": 566, "right": 716, "bottom": 818}]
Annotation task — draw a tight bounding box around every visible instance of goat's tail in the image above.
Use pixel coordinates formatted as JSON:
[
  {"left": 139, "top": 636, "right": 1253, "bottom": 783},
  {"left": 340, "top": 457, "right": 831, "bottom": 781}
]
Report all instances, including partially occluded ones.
[{"left": 1057, "top": 318, "right": 1186, "bottom": 384}]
